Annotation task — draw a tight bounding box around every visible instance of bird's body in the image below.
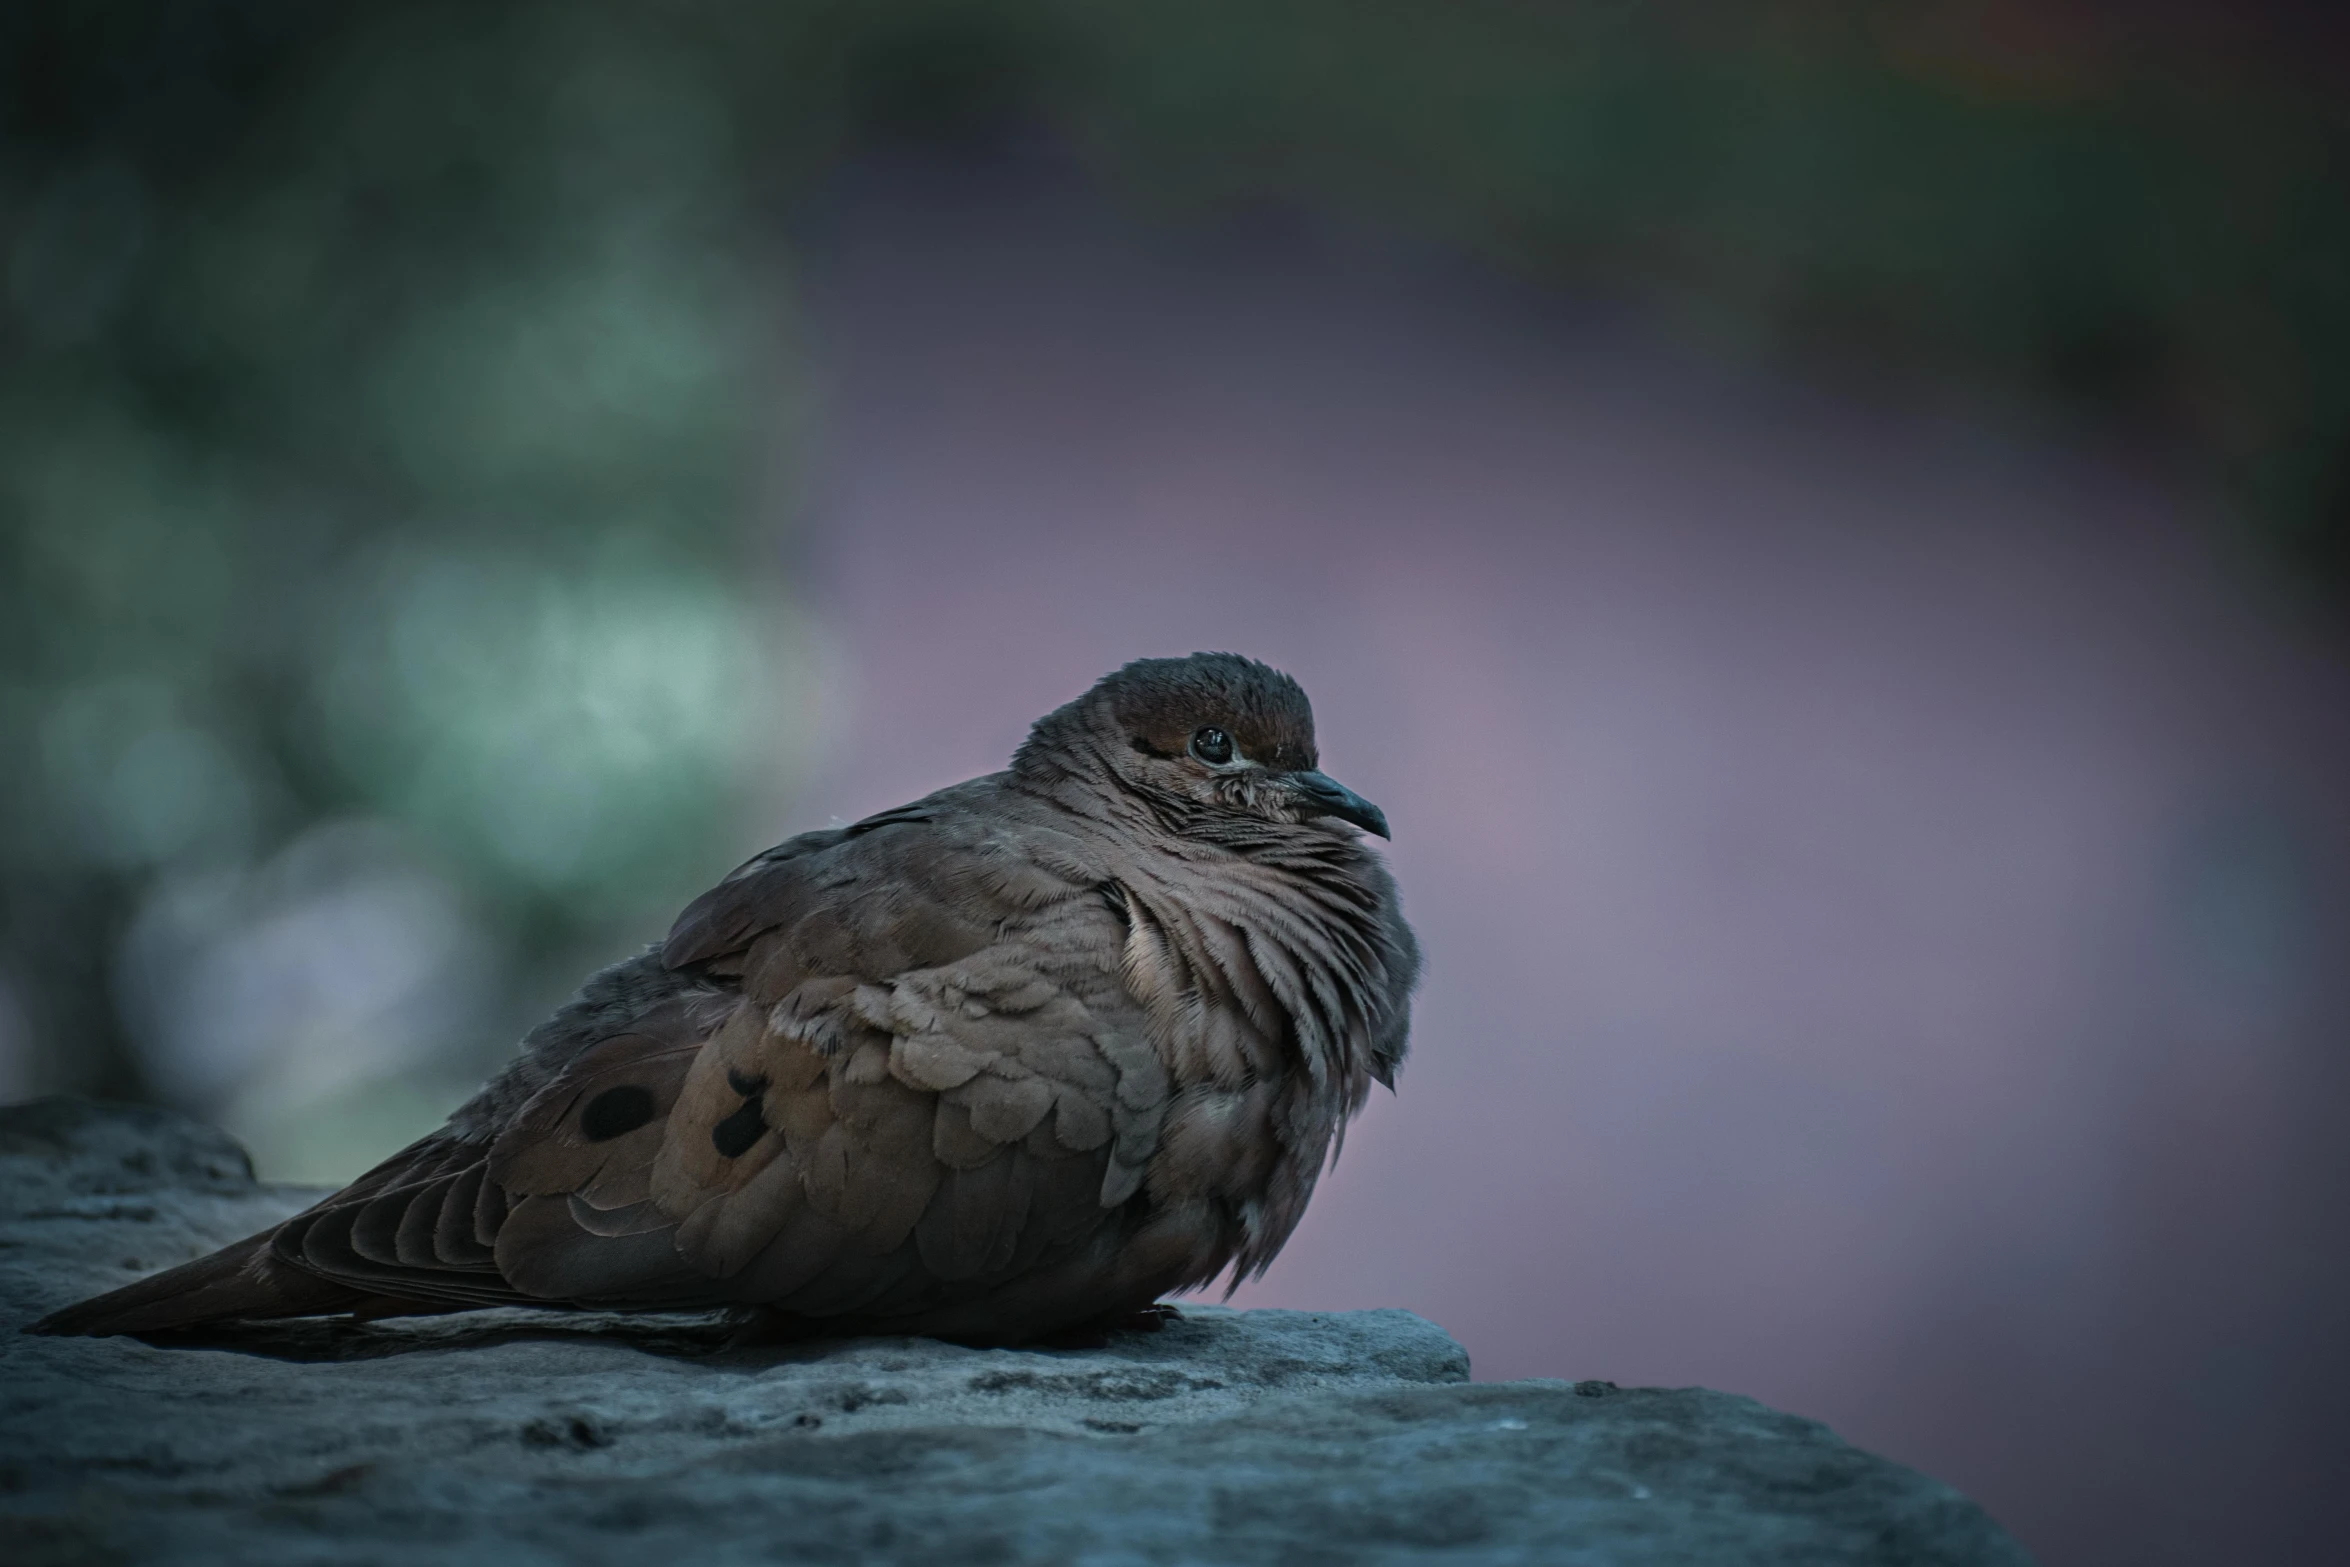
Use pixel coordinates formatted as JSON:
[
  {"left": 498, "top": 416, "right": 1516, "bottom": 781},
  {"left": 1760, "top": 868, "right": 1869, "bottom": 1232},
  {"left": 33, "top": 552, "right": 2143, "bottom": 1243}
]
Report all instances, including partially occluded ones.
[{"left": 34, "top": 654, "right": 1418, "bottom": 1344}]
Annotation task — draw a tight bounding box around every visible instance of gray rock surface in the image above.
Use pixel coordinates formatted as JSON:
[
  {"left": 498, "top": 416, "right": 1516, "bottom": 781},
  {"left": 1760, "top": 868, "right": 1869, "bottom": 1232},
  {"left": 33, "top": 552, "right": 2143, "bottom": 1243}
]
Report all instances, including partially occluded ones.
[{"left": 0, "top": 1098, "right": 2033, "bottom": 1565}]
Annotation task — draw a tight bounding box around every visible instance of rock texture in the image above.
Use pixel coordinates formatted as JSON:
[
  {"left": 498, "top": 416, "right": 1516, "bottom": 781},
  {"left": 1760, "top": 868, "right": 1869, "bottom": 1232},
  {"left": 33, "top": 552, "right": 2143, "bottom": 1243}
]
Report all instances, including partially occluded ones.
[{"left": 0, "top": 1098, "right": 2032, "bottom": 1565}]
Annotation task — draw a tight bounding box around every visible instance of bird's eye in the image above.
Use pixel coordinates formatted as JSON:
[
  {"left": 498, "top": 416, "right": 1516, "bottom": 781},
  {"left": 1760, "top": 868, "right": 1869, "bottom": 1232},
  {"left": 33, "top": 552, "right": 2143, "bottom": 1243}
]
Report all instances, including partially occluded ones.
[{"left": 1189, "top": 726, "right": 1235, "bottom": 765}]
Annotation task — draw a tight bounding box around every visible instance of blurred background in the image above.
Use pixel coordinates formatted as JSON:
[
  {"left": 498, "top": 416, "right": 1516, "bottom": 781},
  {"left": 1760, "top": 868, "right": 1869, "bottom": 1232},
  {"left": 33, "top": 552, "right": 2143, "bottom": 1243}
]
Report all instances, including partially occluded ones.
[{"left": 4, "top": 3, "right": 2346, "bottom": 1562}]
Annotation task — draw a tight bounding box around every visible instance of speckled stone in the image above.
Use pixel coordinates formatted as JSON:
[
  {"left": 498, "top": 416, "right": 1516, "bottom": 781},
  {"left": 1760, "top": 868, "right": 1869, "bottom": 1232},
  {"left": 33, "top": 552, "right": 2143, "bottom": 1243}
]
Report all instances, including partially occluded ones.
[{"left": 0, "top": 1098, "right": 2033, "bottom": 1565}]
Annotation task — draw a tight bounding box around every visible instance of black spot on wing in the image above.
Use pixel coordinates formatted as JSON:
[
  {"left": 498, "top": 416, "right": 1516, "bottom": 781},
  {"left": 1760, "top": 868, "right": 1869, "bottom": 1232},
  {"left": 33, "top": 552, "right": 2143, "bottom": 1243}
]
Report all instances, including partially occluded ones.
[
  {"left": 712, "top": 1097, "right": 767, "bottom": 1159},
  {"left": 580, "top": 1086, "right": 656, "bottom": 1142}
]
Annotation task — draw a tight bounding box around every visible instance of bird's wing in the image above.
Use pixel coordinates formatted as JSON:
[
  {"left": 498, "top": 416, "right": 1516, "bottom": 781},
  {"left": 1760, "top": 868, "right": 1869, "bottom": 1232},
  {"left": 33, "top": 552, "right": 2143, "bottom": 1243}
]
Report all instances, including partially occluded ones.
[
  {"left": 269, "top": 1007, "right": 710, "bottom": 1311},
  {"left": 561, "top": 928, "right": 1164, "bottom": 1318},
  {"left": 38, "top": 790, "right": 1174, "bottom": 1339},
  {"left": 321, "top": 794, "right": 1163, "bottom": 1324}
]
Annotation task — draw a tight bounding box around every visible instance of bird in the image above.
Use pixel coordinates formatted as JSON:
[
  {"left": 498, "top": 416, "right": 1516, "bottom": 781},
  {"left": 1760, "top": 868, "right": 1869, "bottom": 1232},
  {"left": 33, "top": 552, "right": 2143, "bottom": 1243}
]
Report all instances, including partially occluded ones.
[{"left": 33, "top": 653, "right": 1419, "bottom": 1346}]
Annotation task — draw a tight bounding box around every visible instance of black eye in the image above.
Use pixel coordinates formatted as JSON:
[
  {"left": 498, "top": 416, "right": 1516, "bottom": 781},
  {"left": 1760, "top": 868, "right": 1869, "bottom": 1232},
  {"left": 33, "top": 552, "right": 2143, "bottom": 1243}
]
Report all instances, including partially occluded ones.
[{"left": 1189, "top": 727, "right": 1234, "bottom": 765}]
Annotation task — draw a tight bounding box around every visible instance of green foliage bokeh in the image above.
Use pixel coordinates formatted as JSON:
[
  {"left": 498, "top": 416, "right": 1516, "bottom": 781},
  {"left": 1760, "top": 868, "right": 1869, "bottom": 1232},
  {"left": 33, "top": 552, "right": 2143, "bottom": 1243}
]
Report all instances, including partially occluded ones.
[{"left": 1, "top": 3, "right": 774, "bottom": 1134}]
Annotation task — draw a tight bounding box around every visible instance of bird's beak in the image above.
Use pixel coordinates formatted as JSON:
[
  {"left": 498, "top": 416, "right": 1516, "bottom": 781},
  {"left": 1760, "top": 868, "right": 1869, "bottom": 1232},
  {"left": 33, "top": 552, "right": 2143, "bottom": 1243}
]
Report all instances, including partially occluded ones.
[{"left": 1288, "top": 771, "right": 1390, "bottom": 838}]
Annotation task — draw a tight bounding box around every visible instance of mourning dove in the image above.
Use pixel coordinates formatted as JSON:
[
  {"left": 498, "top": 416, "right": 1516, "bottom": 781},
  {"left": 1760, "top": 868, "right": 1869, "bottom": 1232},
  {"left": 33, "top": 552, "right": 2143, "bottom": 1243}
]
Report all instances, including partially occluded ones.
[{"left": 33, "top": 654, "right": 1419, "bottom": 1345}]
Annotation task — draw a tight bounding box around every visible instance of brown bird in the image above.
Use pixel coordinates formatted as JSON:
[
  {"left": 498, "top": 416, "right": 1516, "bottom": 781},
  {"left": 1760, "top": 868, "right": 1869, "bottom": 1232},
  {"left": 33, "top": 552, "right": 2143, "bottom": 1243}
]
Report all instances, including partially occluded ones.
[{"left": 34, "top": 653, "right": 1418, "bottom": 1345}]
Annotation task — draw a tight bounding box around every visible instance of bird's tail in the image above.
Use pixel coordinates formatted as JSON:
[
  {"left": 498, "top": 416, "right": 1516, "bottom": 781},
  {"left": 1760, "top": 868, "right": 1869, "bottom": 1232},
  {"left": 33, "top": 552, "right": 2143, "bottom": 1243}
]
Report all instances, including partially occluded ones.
[{"left": 25, "top": 1229, "right": 380, "bottom": 1337}]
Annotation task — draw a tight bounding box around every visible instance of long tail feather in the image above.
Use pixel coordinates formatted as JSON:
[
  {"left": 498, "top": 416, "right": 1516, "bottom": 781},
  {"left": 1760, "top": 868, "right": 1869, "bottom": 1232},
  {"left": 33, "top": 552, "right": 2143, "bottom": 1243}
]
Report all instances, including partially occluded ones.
[{"left": 25, "top": 1230, "right": 373, "bottom": 1337}]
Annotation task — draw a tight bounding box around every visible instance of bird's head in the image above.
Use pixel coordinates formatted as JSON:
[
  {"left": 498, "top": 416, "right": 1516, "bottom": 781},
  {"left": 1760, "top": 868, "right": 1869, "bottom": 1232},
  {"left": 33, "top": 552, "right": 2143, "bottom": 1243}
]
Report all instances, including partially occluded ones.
[{"left": 1016, "top": 652, "right": 1389, "bottom": 839}]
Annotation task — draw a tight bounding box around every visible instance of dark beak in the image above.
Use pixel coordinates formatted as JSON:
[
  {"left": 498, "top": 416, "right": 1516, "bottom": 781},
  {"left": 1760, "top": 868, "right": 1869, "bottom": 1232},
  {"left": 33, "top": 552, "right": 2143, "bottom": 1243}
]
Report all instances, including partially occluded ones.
[{"left": 1289, "top": 771, "right": 1390, "bottom": 839}]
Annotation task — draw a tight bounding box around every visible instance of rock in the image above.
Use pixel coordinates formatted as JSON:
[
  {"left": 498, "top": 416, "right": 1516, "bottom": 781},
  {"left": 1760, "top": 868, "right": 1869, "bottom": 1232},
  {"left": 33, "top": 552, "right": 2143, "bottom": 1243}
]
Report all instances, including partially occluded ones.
[{"left": 0, "top": 1098, "right": 2033, "bottom": 1565}]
